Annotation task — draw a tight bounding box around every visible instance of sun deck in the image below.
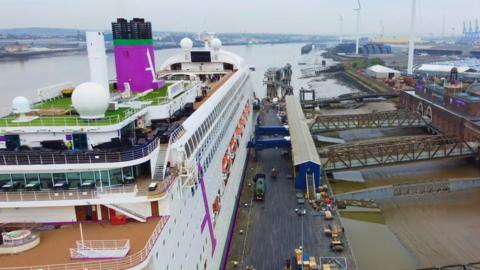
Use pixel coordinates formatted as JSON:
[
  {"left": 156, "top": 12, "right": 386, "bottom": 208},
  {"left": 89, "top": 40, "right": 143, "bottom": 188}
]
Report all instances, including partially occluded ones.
[
  {"left": 0, "top": 217, "right": 168, "bottom": 269},
  {"left": 194, "top": 72, "right": 235, "bottom": 110},
  {"left": 0, "top": 84, "right": 171, "bottom": 128}
]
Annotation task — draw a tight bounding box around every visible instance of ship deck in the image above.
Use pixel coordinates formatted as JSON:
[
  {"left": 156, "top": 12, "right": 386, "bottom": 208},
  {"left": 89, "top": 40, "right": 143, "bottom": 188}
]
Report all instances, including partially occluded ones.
[
  {"left": 0, "top": 219, "right": 159, "bottom": 268},
  {"left": 0, "top": 71, "right": 235, "bottom": 129},
  {"left": 0, "top": 84, "right": 171, "bottom": 128}
]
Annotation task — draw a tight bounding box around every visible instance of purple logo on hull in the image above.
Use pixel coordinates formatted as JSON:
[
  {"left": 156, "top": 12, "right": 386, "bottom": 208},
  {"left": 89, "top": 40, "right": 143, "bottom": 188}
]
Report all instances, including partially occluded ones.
[{"left": 198, "top": 163, "right": 217, "bottom": 256}]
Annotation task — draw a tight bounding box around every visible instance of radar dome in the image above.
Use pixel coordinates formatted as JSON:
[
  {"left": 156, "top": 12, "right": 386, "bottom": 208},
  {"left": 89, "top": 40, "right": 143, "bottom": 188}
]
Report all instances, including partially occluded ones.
[
  {"left": 211, "top": 38, "right": 222, "bottom": 50},
  {"left": 180, "top": 38, "right": 193, "bottom": 50},
  {"left": 72, "top": 82, "right": 110, "bottom": 119},
  {"left": 12, "top": 96, "right": 31, "bottom": 114}
]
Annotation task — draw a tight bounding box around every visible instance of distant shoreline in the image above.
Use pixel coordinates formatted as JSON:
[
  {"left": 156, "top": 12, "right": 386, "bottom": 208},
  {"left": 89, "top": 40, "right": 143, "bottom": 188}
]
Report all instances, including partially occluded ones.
[{"left": 0, "top": 41, "right": 308, "bottom": 62}]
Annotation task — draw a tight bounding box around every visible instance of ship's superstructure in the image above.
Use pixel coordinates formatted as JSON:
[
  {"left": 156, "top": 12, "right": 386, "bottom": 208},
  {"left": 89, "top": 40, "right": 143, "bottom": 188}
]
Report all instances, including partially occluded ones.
[{"left": 0, "top": 18, "right": 255, "bottom": 270}]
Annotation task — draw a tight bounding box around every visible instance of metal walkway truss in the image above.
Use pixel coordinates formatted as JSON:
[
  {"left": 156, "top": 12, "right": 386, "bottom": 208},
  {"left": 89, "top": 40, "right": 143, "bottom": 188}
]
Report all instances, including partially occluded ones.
[
  {"left": 321, "top": 135, "right": 477, "bottom": 172},
  {"left": 311, "top": 110, "right": 430, "bottom": 132}
]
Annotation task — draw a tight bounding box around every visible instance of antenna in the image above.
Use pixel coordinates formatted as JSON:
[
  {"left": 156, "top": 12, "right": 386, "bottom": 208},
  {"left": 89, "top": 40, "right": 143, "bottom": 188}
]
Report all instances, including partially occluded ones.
[
  {"left": 354, "top": 0, "right": 361, "bottom": 54},
  {"left": 407, "top": 0, "right": 416, "bottom": 75}
]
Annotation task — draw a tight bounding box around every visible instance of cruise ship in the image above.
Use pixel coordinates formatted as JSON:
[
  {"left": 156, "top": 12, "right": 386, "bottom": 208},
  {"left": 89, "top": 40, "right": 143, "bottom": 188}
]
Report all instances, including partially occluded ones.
[{"left": 0, "top": 18, "right": 255, "bottom": 270}]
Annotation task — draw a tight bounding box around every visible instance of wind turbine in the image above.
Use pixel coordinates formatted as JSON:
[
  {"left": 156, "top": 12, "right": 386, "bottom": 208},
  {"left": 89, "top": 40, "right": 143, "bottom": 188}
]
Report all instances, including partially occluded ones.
[
  {"left": 354, "top": 0, "right": 361, "bottom": 54},
  {"left": 407, "top": 0, "right": 417, "bottom": 75},
  {"left": 379, "top": 20, "right": 385, "bottom": 38},
  {"left": 338, "top": 13, "right": 344, "bottom": 43}
]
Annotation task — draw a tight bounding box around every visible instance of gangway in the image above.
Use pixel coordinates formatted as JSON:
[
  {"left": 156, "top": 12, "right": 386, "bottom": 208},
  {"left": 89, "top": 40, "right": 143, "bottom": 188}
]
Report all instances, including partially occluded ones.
[
  {"left": 249, "top": 137, "right": 291, "bottom": 151},
  {"left": 311, "top": 110, "right": 430, "bottom": 133},
  {"left": 255, "top": 125, "right": 289, "bottom": 136},
  {"left": 321, "top": 135, "right": 477, "bottom": 172}
]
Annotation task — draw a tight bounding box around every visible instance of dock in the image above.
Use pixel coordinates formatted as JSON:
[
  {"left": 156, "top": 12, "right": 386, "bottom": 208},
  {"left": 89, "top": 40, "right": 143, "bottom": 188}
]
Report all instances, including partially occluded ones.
[{"left": 225, "top": 102, "right": 357, "bottom": 270}]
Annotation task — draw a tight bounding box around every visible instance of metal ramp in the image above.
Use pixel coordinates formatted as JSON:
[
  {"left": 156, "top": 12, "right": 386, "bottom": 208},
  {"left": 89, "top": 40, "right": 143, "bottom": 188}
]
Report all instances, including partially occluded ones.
[
  {"left": 311, "top": 110, "right": 430, "bottom": 132},
  {"left": 106, "top": 204, "right": 147, "bottom": 222},
  {"left": 321, "top": 135, "right": 477, "bottom": 172}
]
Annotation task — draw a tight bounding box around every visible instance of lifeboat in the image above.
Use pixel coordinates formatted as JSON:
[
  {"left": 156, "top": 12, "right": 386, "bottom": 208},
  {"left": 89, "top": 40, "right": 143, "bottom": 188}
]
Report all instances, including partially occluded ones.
[
  {"left": 222, "top": 154, "right": 231, "bottom": 180},
  {"left": 235, "top": 126, "right": 243, "bottom": 137},
  {"left": 239, "top": 117, "right": 246, "bottom": 127},
  {"left": 229, "top": 138, "right": 238, "bottom": 159},
  {"left": 213, "top": 196, "right": 221, "bottom": 214}
]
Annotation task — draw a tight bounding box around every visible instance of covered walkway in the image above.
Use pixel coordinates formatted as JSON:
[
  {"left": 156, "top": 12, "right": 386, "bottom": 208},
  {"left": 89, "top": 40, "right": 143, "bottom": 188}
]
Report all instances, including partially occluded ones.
[{"left": 285, "top": 96, "right": 322, "bottom": 191}]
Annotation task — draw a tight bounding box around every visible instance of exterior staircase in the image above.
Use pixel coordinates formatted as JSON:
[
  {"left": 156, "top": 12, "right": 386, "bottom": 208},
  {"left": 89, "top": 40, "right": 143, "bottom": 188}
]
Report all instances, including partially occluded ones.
[
  {"left": 153, "top": 149, "right": 167, "bottom": 180},
  {"left": 106, "top": 204, "right": 147, "bottom": 222}
]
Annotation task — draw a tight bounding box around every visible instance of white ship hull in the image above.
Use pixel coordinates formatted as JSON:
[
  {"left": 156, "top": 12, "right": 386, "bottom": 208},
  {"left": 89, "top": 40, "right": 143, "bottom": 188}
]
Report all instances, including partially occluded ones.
[{"left": 143, "top": 72, "right": 254, "bottom": 270}]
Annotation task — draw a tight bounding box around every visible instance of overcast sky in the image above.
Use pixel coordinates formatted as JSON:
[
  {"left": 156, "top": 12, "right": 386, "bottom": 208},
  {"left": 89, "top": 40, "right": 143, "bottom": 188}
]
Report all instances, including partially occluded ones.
[{"left": 1, "top": 0, "right": 479, "bottom": 36}]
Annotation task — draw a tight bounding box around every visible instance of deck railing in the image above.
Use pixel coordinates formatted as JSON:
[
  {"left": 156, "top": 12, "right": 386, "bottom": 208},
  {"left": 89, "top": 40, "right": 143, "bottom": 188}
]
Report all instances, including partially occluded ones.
[
  {"left": 0, "top": 184, "right": 138, "bottom": 202},
  {"left": 0, "top": 216, "right": 170, "bottom": 270},
  {"left": 0, "top": 138, "right": 160, "bottom": 166},
  {"left": 0, "top": 175, "right": 178, "bottom": 202},
  {"left": 0, "top": 102, "right": 151, "bottom": 128}
]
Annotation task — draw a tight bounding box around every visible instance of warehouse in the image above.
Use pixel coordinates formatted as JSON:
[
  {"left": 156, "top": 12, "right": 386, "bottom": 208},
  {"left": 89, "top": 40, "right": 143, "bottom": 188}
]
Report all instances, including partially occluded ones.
[
  {"left": 366, "top": 65, "right": 401, "bottom": 79},
  {"left": 285, "top": 96, "right": 321, "bottom": 190}
]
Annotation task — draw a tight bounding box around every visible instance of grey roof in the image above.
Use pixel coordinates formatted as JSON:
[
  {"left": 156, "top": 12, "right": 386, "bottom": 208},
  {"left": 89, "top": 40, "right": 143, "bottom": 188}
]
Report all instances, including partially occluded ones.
[{"left": 285, "top": 95, "right": 322, "bottom": 166}]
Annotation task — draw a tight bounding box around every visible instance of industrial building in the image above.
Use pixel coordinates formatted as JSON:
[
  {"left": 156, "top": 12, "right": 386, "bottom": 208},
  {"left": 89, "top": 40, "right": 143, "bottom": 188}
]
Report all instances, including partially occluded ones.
[
  {"left": 366, "top": 65, "right": 401, "bottom": 79},
  {"left": 334, "top": 42, "right": 392, "bottom": 55},
  {"left": 416, "top": 64, "right": 479, "bottom": 78},
  {"left": 285, "top": 96, "right": 321, "bottom": 191}
]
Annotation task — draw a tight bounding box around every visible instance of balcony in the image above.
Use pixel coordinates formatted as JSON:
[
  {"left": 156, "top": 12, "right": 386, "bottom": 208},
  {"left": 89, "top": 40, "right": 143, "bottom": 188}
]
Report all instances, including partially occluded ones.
[
  {"left": 0, "top": 138, "right": 160, "bottom": 166},
  {"left": 0, "top": 175, "right": 177, "bottom": 203}
]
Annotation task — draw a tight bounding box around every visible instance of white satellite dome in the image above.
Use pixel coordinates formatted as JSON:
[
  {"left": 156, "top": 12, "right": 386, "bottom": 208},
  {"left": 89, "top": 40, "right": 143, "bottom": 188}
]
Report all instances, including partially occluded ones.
[
  {"left": 12, "top": 96, "right": 32, "bottom": 114},
  {"left": 211, "top": 38, "right": 222, "bottom": 50},
  {"left": 180, "top": 37, "right": 193, "bottom": 50},
  {"left": 72, "top": 82, "right": 110, "bottom": 119}
]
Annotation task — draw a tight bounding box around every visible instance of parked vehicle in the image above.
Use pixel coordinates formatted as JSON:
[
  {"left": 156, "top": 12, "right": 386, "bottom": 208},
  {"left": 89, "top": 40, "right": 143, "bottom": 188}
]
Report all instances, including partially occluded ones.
[
  {"left": 271, "top": 168, "right": 277, "bottom": 179},
  {"left": 253, "top": 173, "right": 266, "bottom": 201}
]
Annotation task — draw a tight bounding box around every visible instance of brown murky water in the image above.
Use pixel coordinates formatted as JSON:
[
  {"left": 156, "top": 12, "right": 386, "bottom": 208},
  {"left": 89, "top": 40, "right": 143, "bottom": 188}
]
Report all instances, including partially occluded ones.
[{"left": 361, "top": 158, "right": 480, "bottom": 188}]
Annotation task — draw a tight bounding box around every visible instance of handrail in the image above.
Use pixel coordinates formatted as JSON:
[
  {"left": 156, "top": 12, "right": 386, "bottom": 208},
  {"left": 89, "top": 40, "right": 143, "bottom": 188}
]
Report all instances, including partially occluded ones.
[
  {"left": 0, "top": 216, "right": 170, "bottom": 270},
  {"left": 0, "top": 102, "right": 151, "bottom": 128},
  {"left": 0, "top": 184, "right": 137, "bottom": 202},
  {"left": 0, "top": 138, "right": 160, "bottom": 166},
  {"left": 0, "top": 175, "right": 177, "bottom": 203}
]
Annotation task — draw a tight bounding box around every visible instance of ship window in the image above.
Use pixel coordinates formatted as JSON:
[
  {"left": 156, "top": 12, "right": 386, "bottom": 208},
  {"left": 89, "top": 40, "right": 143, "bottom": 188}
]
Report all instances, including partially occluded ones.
[
  {"left": 53, "top": 173, "right": 66, "bottom": 184},
  {"left": 25, "top": 173, "right": 39, "bottom": 184},
  {"left": 39, "top": 173, "right": 53, "bottom": 189},
  {"left": 0, "top": 174, "right": 11, "bottom": 186},
  {"left": 109, "top": 169, "right": 123, "bottom": 185},
  {"left": 122, "top": 167, "right": 134, "bottom": 179},
  {"left": 100, "top": 170, "right": 110, "bottom": 187},
  {"left": 67, "top": 172, "right": 81, "bottom": 188},
  {"left": 81, "top": 172, "right": 95, "bottom": 186},
  {"left": 11, "top": 174, "right": 25, "bottom": 185},
  {"left": 185, "top": 144, "right": 191, "bottom": 159}
]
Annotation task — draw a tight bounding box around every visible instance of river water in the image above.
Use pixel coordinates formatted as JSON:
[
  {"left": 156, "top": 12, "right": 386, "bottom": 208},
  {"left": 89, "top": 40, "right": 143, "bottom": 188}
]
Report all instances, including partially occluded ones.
[{"left": 0, "top": 43, "right": 357, "bottom": 110}]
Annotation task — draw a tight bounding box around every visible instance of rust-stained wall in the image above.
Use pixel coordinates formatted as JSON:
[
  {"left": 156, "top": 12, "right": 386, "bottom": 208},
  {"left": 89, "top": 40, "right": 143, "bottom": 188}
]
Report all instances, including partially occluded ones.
[{"left": 400, "top": 92, "right": 480, "bottom": 141}]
